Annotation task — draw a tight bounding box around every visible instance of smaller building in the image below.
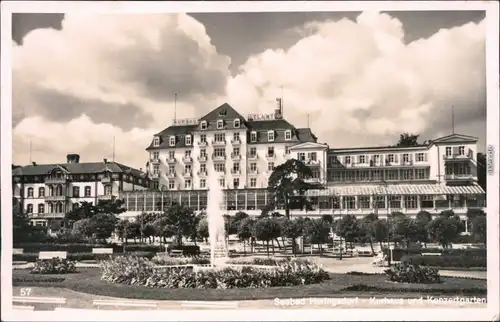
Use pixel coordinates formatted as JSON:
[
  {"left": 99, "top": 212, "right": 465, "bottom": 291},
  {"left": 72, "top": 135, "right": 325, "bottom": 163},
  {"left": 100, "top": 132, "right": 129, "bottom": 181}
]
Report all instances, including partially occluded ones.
[{"left": 12, "top": 154, "right": 150, "bottom": 227}]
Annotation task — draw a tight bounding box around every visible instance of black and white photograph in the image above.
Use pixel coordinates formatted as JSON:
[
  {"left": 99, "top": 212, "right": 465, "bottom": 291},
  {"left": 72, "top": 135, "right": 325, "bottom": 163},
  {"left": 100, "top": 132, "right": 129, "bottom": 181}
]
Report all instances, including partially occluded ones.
[{"left": 1, "top": 1, "right": 499, "bottom": 321}]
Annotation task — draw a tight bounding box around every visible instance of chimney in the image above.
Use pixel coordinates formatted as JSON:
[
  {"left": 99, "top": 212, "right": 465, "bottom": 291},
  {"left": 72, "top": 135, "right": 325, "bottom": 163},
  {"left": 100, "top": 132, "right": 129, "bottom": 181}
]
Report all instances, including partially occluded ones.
[
  {"left": 32, "top": 162, "right": 37, "bottom": 166},
  {"left": 103, "top": 158, "right": 108, "bottom": 164},
  {"left": 66, "top": 154, "right": 80, "bottom": 164},
  {"left": 275, "top": 98, "right": 282, "bottom": 119}
]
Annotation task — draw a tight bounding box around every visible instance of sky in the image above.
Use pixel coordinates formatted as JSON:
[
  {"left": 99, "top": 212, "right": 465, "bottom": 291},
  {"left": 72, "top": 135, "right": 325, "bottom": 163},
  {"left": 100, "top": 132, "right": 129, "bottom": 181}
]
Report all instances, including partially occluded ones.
[{"left": 11, "top": 10, "right": 487, "bottom": 170}]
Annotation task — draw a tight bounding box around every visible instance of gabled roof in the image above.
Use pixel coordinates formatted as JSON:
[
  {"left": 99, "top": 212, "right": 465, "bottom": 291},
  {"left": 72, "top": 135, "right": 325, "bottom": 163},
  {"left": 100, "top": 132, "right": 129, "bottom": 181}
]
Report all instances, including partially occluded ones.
[
  {"left": 199, "top": 103, "right": 247, "bottom": 124},
  {"left": 431, "top": 133, "right": 479, "bottom": 144},
  {"left": 289, "top": 141, "right": 328, "bottom": 150}
]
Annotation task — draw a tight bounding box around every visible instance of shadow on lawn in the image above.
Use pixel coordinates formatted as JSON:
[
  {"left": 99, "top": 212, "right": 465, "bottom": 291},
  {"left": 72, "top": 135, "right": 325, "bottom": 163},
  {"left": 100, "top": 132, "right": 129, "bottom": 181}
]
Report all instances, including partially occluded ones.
[{"left": 12, "top": 268, "right": 487, "bottom": 301}]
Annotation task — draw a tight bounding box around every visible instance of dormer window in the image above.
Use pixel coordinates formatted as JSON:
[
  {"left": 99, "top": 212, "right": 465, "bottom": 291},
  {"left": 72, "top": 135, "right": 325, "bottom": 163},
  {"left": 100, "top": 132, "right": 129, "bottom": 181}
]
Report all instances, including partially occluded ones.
[
  {"left": 153, "top": 136, "right": 160, "bottom": 147},
  {"left": 234, "top": 119, "right": 240, "bottom": 128},
  {"left": 268, "top": 130, "right": 275, "bottom": 142},
  {"left": 285, "top": 130, "right": 291, "bottom": 141},
  {"left": 185, "top": 135, "right": 192, "bottom": 146},
  {"left": 201, "top": 121, "right": 207, "bottom": 130},
  {"left": 217, "top": 120, "right": 224, "bottom": 129},
  {"left": 169, "top": 136, "right": 176, "bottom": 147},
  {"left": 250, "top": 131, "right": 257, "bottom": 142}
]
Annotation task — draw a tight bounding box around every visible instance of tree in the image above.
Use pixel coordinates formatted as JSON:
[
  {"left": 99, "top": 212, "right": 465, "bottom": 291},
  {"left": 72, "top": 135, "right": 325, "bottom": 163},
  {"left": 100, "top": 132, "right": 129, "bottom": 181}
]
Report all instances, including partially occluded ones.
[
  {"left": 196, "top": 216, "right": 209, "bottom": 243},
  {"left": 395, "top": 133, "right": 421, "bottom": 147},
  {"left": 336, "top": 214, "right": 361, "bottom": 246},
  {"left": 372, "top": 219, "right": 389, "bottom": 250},
  {"left": 477, "top": 152, "right": 487, "bottom": 191},
  {"left": 389, "top": 212, "right": 417, "bottom": 248},
  {"left": 253, "top": 217, "right": 281, "bottom": 256},
  {"left": 360, "top": 213, "right": 378, "bottom": 254},
  {"left": 65, "top": 198, "right": 126, "bottom": 224},
  {"left": 237, "top": 217, "right": 255, "bottom": 254},
  {"left": 281, "top": 218, "right": 305, "bottom": 256},
  {"left": 124, "top": 221, "right": 141, "bottom": 243},
  {"left": 321, "top": 214, "right": 334, "bottom": 223},
  {"left": 162, "top": 203, "right": 197, "bottom": 247},
  {"left": 89, "top": 213, "right": 118, "bottom": 243},
  {"left": 267, "top": 158, "right": 323, "bottom": 219},
  {"left": 471, "top": 215, "right": 487, "bottom": 245},
  {"left": 304, "top": 218, "right": 330, "bottom": 256},
  {"left": 427, "top": 216, "right": 461, "bottom": 248},
  {"left": 72, "top": 218, "right": 94, "bottom": 239},
  {"left": 415, "top": 211, "right": 432, "bottom": 247}
]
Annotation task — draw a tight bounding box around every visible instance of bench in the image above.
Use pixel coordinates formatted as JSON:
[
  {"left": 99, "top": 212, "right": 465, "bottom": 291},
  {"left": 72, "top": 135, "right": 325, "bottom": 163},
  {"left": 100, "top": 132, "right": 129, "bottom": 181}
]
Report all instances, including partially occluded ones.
[
  {"left": 422, "top": 253, "right": 442, "bottom": 256},
  {"left": 93, "top": 299, "right": 158, "bottom": 309},
  {"left": 170, "top": 250, "right": 183, "bottom": 257},
  {"left": 38, "top": 251, "right": 67, "bottom": 260},
  {"left": 92, "top": 248, "right": 113, "bottom": 254},
  {"left": 13, "top": 248, "right": 24, "bottom": 255},
  {"left": 12, "top": 296, "right": 66, "bottom": 305}
]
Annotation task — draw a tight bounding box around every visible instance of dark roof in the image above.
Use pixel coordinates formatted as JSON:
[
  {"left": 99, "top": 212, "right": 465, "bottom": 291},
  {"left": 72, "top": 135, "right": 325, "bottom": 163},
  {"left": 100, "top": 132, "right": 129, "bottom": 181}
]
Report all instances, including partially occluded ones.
[
  {"left": 328, "top": 145, "right": 428, "bottom": 154},
  {"left": 247, "top": 119, "right": 294, "bottom": 130},
  {"left": 12, "top": 161, "right": 148, "bottom": 178},
  {"left": 199, "top": 103, "right": 247, "bottom": 123},
  {"left": 296, "top": 128, "right": 317, "bottom": 143}
]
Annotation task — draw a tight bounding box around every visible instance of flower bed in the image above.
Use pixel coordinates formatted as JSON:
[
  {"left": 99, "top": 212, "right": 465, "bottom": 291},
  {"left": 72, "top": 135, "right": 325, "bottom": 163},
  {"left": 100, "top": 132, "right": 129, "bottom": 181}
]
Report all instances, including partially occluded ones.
[
  {"left": 226, "top": 257, "right": 312, "bottom": 266},
  {"left": 151, "top": 254, "right": 210, "bottom": 266},
  {"left": 100, "top": 256, "right": 330, "bottom": 289},
  {"left": 384, "top": 263, "right": 441, "bottom": 284},
  {"left": 401, "top": 254, "right": 487, "bottom": 268},
  {"left": 383, "top": 248, "right": 487, "bottom": 261},
  {"left": 31, "top": 258, "right": 77, "bottom": 274}
]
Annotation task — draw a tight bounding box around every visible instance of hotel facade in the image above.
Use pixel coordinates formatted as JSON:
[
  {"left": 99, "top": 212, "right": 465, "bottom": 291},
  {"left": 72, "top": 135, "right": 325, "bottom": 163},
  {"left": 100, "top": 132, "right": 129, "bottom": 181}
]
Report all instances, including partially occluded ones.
[
  {"left": 120, "top": 102, "right": 486, "bottom": 233},
  {"left": 12, "top": 154, "right": 150, "bottom": 227}
]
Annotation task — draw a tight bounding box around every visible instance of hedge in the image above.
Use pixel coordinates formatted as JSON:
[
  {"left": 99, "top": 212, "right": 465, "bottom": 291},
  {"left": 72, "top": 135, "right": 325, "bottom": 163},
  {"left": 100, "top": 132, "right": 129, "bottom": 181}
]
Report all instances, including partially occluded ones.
[
  {"left": 13, "top": 243, "right": 166, "bottom": 254},
  {"left": 13, "top": 251, "right": 155, "bottom": 262},
  {"left": 166, "top": 245, "right": 200, "bottom": 256},
  {"left": 401, "top": 255, "right": 487, "bottom": 268},
  {"left": 383, "top": 248, "right": 487, "bottom": 261},
  {"left": 123, "top": 244, "right": 165, "bottom": 253}
]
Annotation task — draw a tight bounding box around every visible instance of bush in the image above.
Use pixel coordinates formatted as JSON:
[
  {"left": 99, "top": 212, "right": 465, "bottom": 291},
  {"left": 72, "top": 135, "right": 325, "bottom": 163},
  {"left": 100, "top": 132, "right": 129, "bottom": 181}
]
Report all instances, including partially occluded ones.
[
  {"left": 151, "top": 254, "right": 210, "bottom": 266},
  {"left": 31, "top": 258, "right": 77, "bottom": 274},
  {"left": 100, "top": 256, "right": 330, "bottom": 289},
  {"left": 401, "top": 255, "right": 487, "bottom": 268},
  {"left": 13, "top": 251, "right": 155, "bottom": 263},
  {"left": 226, "top": 257, "right": 312, "bottom": 266},
  {"left": 382, "top": 247, "right": 487, "bottom": 261},
  {"left": 166, "top": 245, "right": 200, "bottom": 256},
  {"left": 384, "top": 262, "right": 441, "bottom": 284},
  {"left": 123, "top": 244, "right": 164, "bottom": 253},
  {"left": 13, "top": 243, "right": 123, "bottom": 254}
]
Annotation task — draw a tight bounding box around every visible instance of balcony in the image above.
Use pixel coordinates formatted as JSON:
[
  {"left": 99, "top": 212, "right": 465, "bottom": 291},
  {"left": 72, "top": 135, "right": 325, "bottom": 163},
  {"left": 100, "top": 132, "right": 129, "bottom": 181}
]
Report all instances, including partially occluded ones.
[
  {"left": 212, "top": 140, "right": 226, "bottom": 146},
  {"left": 248, "top": 154, "right": 258, "bottom": 160},
  {"left": 443, "top": 154, "right": 472, "bottom": 161},
  {"left": 305, "top": 177, "right": 321, "bottom": 183},
  {"left": 231, "top": 138, "right": 241, "bottom": 145},
  {"left": 151, "top": 172, "right": 161, "bottom": 179},
  {"left": 231, "top": 169, "right": 241, "bottom": 175},
  {"left": 198, "top": 140, "right": 208, "bottom": 147},
  {"left": 248, "top": 169, "right": 259, "bottom": 175},
  {"left": 45, "top": 195, "right": 67, "bottom": 201},
  {"left": 198, "top": 170, "right": 208, "bottom": 177},
  {"left": 34, "top": 212, "right": 65, "bottom": 219},
  {"left": 183, "top": 156, "right": 193, "bottom": 163},
  {"left": 167, "top": 171, "right": 176, "bottom": 179},
  {"left": 166, "top": 156, "right": 176, "bottom": 164},
  {"left": 445, "top": 174, "right": 475, "bottom": 181},
  {"left": 305, "top": 159, "right": 320, "bottom": 166},
  {"left": 183, "top": 171, "right": 193, "bottom": 178},
  {"left": 45, "top": 177, "right": 66, "bottom": 184},
  {"left": 101, "top": 176, "right": 111, "bottom": 183},
  {"left": 198, "top": 155, "right": 208, "bottom": 162},
  {"left": 266, "top": 154, "right": 276, "bottom": 161},
  {"left": 150, "top": 157, "right": 160, "bottom": 164},
  {"left": 231, "top": 153, "right": 241, "bottom": 160},
  {"left": 98, "top": 194, "right": 115, "bottom": 201},
  {"left": 212, "top": 154, "right": 226, "bottom": 162}
]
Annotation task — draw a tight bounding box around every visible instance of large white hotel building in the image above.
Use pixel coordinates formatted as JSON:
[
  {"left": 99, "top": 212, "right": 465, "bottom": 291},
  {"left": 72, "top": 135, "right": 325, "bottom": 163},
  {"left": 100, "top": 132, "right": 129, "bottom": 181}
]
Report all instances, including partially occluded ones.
[{"left": 13, "top": 101, "right": 486, "bottom": 233}]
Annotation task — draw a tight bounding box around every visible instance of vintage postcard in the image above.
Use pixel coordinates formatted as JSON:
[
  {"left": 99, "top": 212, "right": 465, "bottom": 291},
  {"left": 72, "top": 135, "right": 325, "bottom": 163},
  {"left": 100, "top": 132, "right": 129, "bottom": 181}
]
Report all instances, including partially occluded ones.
[{"left": 1, "top": 1, "right": 499, "bottom": 321}]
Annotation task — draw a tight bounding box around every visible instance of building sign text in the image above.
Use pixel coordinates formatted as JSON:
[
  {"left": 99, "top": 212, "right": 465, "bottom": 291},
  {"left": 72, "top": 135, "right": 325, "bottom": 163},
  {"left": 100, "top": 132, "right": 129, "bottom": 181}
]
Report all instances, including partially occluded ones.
[
  {"left": 247, "top": 113, "right": 276, "bottom": 121},
  {"left": 172, "top": 118, "right": 199, "bottom": 126}
]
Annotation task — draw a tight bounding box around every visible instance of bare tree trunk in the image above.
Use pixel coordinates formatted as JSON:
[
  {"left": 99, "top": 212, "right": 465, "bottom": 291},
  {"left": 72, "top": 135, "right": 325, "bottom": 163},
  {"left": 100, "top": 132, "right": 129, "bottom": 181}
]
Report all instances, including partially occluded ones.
[
  {"left": 266, "top": 240, "right": 270, "bottom": 256},
  {"left": 368, "top": 238, "right": 375, "bottom": 254}
]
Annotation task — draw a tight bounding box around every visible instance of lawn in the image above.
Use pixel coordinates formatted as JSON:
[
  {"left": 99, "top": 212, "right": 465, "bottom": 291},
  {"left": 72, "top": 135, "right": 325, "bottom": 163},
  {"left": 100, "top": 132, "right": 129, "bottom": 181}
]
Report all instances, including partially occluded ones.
[{"left": 12, "top": 268, "right": 487, "bottom": 301}]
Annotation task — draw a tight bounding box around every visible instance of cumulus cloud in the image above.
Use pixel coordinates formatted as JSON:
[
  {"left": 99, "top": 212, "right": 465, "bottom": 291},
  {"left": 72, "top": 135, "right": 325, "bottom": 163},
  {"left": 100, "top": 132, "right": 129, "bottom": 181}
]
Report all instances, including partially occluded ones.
[
  {"left": 225, "top": 12, "right": 486, "bottom": 148},
  {"left": 12, "top": 11, "right": 486, "bottom": 169}
]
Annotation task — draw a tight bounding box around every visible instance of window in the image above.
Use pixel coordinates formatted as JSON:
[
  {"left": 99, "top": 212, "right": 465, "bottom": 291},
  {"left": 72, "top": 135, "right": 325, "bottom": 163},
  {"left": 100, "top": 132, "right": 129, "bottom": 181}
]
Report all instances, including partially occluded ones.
[
  {"left": 185, "top": 150, "right": 191, "bottom": 157},
  {"left": 404, "top": 195, "right": 418, "bottom": 209},
  {"left": 402, "top": 153, "right": 409, "bottom": 163},
  {"left": 215, "top": 133, "right": 225, "bottom": 143},
  {"left": 200, "top": 164, "right": 207, "bottom": 172},
  {"left": 358, "top": 155, "right": 365, "bottom": 164},
  {"left": 233, "top": 178, "right": 240, "bottom": 188},
  {"left": 420, "top": 195, "right": 434, "bottom": 208},
  {"left": 358, "top": 170, "right": 369, "bottom": 181},
  {"left": 200, "top": 149, "right": 206, "bottom": 157},
  {"left": 153, "top": 164, "right": 160, "bottom": 174},
  {"left": 168, "top": 151, "right": 175, "bottom": 160},
  {"left": 200, "top": 134, "right": 207, "bottom": 143},
  {"left": 233, "top": 132, "right": 240, "bottom": 142},
  {"left": 268, "top": 162, "right": 275, "bottom": 171},
  {"left": 152, "top": 151, "right": 159, "bottom": 160},
  {"left": 385, "top": 170, "right": 399, "bottom": 180},
  {"left": 152, "top": 181, "right": 159, "bottom": 190},
  {"left": 401, "top": 169, "right": 414, "bottom": 180},
  {"left": 200, "top": 179, "right": 206, "bottom": 188},
  {"left": 185, "top": 165, "right": 192, "bottom": 173},
  {"left": 298, "top": 153, "right": 306, "bottom": 161},
  {"left": 345, "top": 171, "right": 354, "bottom": 181},
  {"left": 215, "top": 163, "right": 225, "bottom": 172},
  {"left": 267, "top": 147, "right": 275, "bottom": 157},
  {"left": 458, "top": 146, "right": 465, "bottom": 155},
  {"left": 201, "top": 121, "right": 207, "bottom": 130},
  {"left": 359, "top": 196, "right": 370, "bottom": 209},
  {"left": 217, "top": 120, "right": 224, "bottom": 129},
  {"left": 84, "top": 186, "right": 91, "bottom": 197},
  {"left": 38, "top": 187, "right": 45, "bottom": 197},
  {"left": 27, "top": 187, "right": 34, "bottom": 198},
  {"left": 168, "top": 180, "right": 175, "bottom": 189},
  {"left": 389, "top": 195, "right": 401, "bottom": 209},
  {"left": 386, "top": 154, "right": 395, "bottom": 163},
  {"left": 104, "top": 185, "right": 112, "bottom": 195},
  {"left": 233, "top": 147, "right": 240, "bottom": 156},
  {"left": 250, "top": 178, "right": 257, "bottom": 187},
  {"left": 249, "top": 147, "right": 257, "bottom": 157},
  {"left": 234, "top": 119, "right": 240, "bottom": 128},
  {"left": 168, "top": 167, "right": 175, "bottom": 175},
  {"left": 416, "top": 152, "right": 426, "bottom": 162},
  {"left": 343, "top": 196, "right": 356, "bottom": 209},
  {"left": 153, "top": 136, "right": 160, "bottom": 147},
  {"left": 345, "top": 156, "right": 351, "bottom": 164},
  {"left": 185, "top": 135, "right": 192, "bottom": 146},
  {"left": 250, "top": 163, "right": 257, "bottom": 171},
  {"left": 73, "top": 186, "right": 80, "bottom": 197},
  {"left": 233, "top": 162, "right": 240, "bottom": 172},
  {"left": 185, "top": 180, "right": 192, "bottom": 189},
  {"left": 308, "top": 152, "right": 317, "bottom": 161},
  {"left": 372, "top": 170, "right": 382, "bottom": 181},
  {"left": 37, "top": 203, "right": 44, "bottom": 214},
  {"left": 415, "top": 168, "right": 428, "bottom": 180},
  {"left": 250, "top": 131, "right": 257, "bottom": 142},
  {"left": 374, "top": 196, "right": 385, "bottom": 209},
  {"left": 219, "top": 178, "right": 225, "bottom": 187},
  {"left": 268, "top": 131, "right": 275, "bottom": 141},
  {"left": 285, "top": 130, "right": 292, "bottom": 140},
  {"left": 372, "top": 154, "right": 380, "bottom": 164},
  {"left": 169, "top": 136, "right": 176, "bottom": 147},
  {"left": 445, "top": 147, "right": 452, "bottom": 156},
  {"left": 214, "top": 148, "right": 225, "bottom": 158},
  {"left": 26, "top": 203, "right": 33, "bottom": 213}
]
